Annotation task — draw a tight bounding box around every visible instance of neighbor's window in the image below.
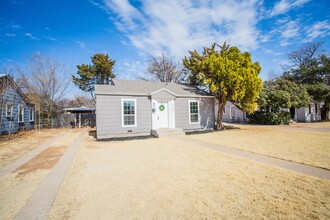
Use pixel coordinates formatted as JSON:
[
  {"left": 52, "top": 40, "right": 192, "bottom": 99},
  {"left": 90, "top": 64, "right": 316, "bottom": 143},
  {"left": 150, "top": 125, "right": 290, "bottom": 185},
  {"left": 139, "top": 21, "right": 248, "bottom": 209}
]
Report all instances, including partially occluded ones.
[
  {"left": 122, "top": 99, "right": 136, "bottom": 126},
  {"left": 315, "top": 104, "right": 318, "bottom": 114},
  {"left": 189, "top": 100, "right": 199, "bottom": 123},
  {"left": 309, "top": 104, "right": 312, "bottom": 114},
  {"left": 29, "top": 108, "right": 34, "bottom": 121},
  {"left": 18, "top": 105, "right": 24, "bottom": 122},
  {"left": 5, "top": 104, "right": 12, "bottom": 117}
]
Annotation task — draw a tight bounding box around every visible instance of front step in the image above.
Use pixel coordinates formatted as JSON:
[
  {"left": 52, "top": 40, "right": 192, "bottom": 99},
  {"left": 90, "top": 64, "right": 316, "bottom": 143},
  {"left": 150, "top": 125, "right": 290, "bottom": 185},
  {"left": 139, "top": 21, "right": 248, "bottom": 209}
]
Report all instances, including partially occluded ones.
[{"left": 151, "top": 128, "right": 185, "bottom": 138}]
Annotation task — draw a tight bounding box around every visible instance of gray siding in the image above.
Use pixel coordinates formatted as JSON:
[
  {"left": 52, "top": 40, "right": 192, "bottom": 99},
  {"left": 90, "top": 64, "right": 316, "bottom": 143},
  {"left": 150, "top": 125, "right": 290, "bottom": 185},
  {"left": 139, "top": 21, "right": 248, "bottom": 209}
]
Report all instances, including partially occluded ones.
[
  {"left": 1, "top": 86, "right": 34, "bottom": 134},
  {"left": 96, "top": 95, "right": 152, "bottom": 138},
  {"left": 217, "top": 101, "right": 246, "bottom": 122},
  {"left": 151, "top": 90, "right": 175, "bottom": 101},
  {"left": 175, "top": 97, "right": 214, "bottom": 130}
]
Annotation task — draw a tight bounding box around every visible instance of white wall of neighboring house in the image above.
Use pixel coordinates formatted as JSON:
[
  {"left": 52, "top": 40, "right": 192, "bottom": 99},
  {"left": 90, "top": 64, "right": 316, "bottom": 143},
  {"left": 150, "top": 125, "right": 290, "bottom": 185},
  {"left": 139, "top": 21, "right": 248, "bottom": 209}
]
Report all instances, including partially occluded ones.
[
  {"left": 296, "top": 103, "right": 322, "bottom": 122},
  {"left": 282, "top": 103, "right": 322, "bottom": 122},
  {"left": 215, "top": 101, "right": 247, "bottom": 123}
]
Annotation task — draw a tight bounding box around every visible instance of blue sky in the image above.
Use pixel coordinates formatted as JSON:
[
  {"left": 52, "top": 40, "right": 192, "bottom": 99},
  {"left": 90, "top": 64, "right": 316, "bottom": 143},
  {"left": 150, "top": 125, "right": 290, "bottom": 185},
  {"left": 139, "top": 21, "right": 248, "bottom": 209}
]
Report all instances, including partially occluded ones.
[{"left": 1, "top": 0, "right": 329, "bottom": 91}]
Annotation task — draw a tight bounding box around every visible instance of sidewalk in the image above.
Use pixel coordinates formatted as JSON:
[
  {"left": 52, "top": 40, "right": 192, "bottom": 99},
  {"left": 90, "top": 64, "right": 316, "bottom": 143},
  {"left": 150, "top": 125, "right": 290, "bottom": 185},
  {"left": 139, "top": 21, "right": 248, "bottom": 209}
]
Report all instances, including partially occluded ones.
[
  {"left": 0, "top": 131, "right": 68, "bottom": 178},
  {"left": 169, "top": 135, "right": 330, "bottom": 180},
  {"left": 15, "top": 131, "right": 85, "bottom": 220}
]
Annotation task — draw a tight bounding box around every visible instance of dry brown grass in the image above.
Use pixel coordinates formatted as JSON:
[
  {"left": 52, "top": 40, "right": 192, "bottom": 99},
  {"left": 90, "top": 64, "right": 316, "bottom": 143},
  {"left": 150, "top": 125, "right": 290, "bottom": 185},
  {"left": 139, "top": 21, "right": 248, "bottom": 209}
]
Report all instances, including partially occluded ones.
[
  {"left": 188, "top": 124, "right": 330, "bottom": 170},
  {"left": 48, "top": 136, "right": 330, "bottom": 219},
  {"left": 0, "top": 129, "right": 83, "bottom": 220},
  {"left": 15, "top": 146, "right": 67, "bottom": 177},
  {"left": 0, "top": 129, "right": 66, "bottom": 169}
]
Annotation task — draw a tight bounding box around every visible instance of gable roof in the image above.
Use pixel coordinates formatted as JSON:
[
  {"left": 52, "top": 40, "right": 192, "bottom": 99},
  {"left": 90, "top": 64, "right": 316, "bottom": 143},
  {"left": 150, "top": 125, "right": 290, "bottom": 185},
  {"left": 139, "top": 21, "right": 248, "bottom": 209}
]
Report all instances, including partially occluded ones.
[
  {"left": 94, "top": 80, "right": 214, "bottom": 98},
  {"left": 0, "top": 74, "right": 33, "bottom": 105}
]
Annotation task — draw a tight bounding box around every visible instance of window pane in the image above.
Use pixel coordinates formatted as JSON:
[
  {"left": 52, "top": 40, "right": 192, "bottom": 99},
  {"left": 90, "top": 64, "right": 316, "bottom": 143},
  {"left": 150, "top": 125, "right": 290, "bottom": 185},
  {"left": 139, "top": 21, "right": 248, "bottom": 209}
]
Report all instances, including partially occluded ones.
[
  {"left": 124, "top": 115, "right": 135, "bottom": 125},
  {"left": 191, "top": 114, "right": 199, "bottom": 123},
  {"left": 190, "top": 101, "right": 199, "bottom": 123},
  {"left": 123, "top": 101, "right": 135, "bottom": 115},
  {"left": 123, "top": 100, "right": 136, "bottom": 126}
]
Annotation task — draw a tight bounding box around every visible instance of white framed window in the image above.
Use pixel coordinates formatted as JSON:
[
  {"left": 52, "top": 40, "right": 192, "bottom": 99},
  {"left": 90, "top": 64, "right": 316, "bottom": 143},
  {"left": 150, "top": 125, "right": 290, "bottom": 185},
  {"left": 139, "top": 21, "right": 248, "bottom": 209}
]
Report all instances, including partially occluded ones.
[
  {"left": 5, "top": 104, "right": 13, "bottom": 117},
  {"left": 29, "top": 108, "right": 34, "bottom": 122},
  {"left": 189, "top": 100, "right": 200, "bottom": 124},
  {"left": 18, "top": 105, "right": 24, "bottom": 122},
  {"left": 122, "top": 99, "right": 137, "bottom": 127}
]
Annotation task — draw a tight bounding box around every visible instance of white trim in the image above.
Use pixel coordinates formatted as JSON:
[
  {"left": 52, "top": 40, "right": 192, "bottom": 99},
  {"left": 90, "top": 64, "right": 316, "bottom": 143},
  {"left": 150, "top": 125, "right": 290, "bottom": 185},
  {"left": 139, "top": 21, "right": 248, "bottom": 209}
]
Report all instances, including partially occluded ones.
[
  {"left": 11, "top": 106, "right": 14, "bottom": 118},
  {"left": 168, "top": 99, "right": 175, "bottom": 128},
  {"left": 5, "top": 104, "right": 9, "bottom": 117},
  {"left": 121, "top": 99, "right": 137, "bottom": 127},
  {"left": 29, "top": 108, "right": 34, "bottom": 122},
  {"left": 188, "top": 99, "right": 200, "bottom": 124},
  {"left": 150, "top": 88, "right": 177, "bottom": 97},
  {"left": 18, "top": 104, "right": 24, "bottom": 122}
]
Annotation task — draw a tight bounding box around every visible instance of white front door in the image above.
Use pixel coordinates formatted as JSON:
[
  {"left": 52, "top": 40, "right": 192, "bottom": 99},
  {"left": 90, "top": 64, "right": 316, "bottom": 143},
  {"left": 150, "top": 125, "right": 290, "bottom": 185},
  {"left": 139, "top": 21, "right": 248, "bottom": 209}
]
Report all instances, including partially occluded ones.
[{"left": 157, "top": 102, "right": 169, "bottom": 128}]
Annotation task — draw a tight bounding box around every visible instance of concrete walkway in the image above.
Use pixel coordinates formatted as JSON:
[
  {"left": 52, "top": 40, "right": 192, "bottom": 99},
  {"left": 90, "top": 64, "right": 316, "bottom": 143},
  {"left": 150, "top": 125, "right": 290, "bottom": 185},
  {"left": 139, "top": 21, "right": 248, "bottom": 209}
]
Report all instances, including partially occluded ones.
[
  {"left": 0, "top": 131, "right": 68, "bottom": 178},
  {"left": 282, "top": 126, "right": 330, "bottom": 133},
  {"left": 15, "top": 131, "right": 85, "bottom": 220},
  {"left": 169, "top": 135, "right": 330, "bottom": 180}
]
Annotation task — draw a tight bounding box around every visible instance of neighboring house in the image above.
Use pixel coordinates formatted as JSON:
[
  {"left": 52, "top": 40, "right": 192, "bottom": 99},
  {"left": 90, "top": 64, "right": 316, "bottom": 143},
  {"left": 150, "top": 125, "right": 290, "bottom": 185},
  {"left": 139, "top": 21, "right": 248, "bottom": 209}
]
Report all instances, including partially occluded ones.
[
  {"left": 215, "top": 101, "right": 247, "bottom": 123},
  {"left": 287, "top": 103, "right": 322, "bottom": 122},
  {"left": 95, "top": 80, "right": 215, "bottom": 139},
  {"left": 0, "top": 74, "right": 34, "bottom": 135}
]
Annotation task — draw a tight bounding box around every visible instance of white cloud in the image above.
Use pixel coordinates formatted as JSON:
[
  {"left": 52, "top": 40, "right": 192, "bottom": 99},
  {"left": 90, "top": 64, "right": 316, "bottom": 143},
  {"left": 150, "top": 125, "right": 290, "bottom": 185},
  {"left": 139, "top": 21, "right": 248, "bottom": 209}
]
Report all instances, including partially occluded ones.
[
  {"left": 98, "top": 0, "right": 261, "bottom": 59},
  {"left": 45, "top": 36, "right": 57, "bottom": 41},
  {"left": 5, "top": 33, "right": 16, "bottom": 37},
  {"left": 24, "top": 32, "right": 40, "bottom": 40},
  {"left": 116, "top": 59, "right": 147, "bottom": 79},
  {"left": 76, "top": 40, "right": 86, "bottom": 49},
  {"left": 264, "top": 49, "right": 283, "bottom": 56},
  {"left": 269, "top": 0, "right": 310, "bottom": 17},
  {"left": 304, "top": 20, "right": 330, "bottom": 42},
  {"left": 11, "top": 24, "right": 20, "bottom": 29},
  {"left": 279, "top": 20, "right": 300, "bottom": 46}
]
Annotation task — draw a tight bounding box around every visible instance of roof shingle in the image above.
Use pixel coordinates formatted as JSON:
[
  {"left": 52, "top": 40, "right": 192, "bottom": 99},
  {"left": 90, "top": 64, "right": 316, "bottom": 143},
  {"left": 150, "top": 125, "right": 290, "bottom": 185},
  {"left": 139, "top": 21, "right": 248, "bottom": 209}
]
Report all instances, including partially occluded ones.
[{"left": 95, "top": 80, "right": 213, "bottom": 97}]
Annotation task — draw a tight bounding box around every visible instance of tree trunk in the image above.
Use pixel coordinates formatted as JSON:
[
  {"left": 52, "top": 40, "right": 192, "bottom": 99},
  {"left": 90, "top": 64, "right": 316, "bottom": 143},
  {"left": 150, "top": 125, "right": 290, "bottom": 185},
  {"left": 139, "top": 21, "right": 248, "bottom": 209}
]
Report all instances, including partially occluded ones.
[{"left": 216, "top": 94, "right": 226, "bottom": 130}]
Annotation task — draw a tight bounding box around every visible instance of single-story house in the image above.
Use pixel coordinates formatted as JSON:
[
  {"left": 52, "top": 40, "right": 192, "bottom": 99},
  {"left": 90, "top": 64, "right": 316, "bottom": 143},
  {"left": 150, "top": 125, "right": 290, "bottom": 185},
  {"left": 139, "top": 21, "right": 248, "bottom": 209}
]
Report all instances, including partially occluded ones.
[
  {"left": 287, "top": 103, "right": 322, "bottom": 122},
  {"left": 0, "top": 74, "right": 34, "bottom": 135},
  {"left": 214, "top": 101, "right": 247, "bottom": 123},
  {"left": 94, "top": 80, "right": 215, "bottom": 139}
]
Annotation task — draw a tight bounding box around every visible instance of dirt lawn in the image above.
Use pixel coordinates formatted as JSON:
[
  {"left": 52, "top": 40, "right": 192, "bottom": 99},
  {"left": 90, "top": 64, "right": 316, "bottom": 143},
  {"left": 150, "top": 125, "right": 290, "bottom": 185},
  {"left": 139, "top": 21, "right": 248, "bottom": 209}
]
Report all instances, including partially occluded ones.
[
  {"left": 0, "top": 125, "right": 329, "bottom": 219},
  {"left": 188, "top": 122, "right": 330, "bottom": 170},
  {"left": 0, "top": 129, "right": 65, "bottom": 169},
  {"left": 49, "top": 128, "right": 330, "bottom": 219}
]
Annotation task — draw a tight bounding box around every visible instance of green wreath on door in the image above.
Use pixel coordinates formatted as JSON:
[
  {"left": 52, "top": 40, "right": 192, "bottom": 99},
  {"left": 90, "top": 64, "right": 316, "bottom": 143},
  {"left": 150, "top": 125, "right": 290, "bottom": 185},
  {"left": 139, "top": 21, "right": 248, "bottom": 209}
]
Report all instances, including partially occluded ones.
[{"left": 159, "top": 104, "right": 165, "bottom": 111}]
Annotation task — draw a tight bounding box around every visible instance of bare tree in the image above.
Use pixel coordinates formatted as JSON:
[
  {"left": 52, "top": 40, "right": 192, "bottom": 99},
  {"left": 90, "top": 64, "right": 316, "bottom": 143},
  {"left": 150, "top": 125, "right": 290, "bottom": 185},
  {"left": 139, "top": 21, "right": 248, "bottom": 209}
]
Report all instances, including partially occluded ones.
[
  {"left": 20, "top": 53, "right": 72, "bottom": 129},
  {"left": 288, "top": 42, "right": 324, "bottom": 68},
  {"left": 143, "top": 53, "right": 183, "bottom": 83}
]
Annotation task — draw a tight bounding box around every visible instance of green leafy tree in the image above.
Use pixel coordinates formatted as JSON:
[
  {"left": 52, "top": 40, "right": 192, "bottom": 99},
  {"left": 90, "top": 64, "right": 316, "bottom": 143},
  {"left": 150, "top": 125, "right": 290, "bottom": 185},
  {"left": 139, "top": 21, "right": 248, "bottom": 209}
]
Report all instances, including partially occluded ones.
[
  {"left": 183, "top": 42, "right": 262, "bottom": 130},
  {"left": 259, "top": 79, "right": 310, "bottom": 112},
  {"left": 282, "top": 42, "right": 330, "bottom": 120},
  {"left": 73, "top": 53, "right": 116, "bottom": 101}
]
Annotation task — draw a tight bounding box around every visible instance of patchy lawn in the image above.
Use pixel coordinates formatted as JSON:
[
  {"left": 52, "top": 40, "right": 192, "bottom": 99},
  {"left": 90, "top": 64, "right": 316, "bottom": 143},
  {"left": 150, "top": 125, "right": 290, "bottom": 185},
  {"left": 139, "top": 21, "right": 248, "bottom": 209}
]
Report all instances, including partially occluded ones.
[
  {"left": 0, "top": 129, "right": 65, "bottom": 169},
  {"left": 48, "top": 135, "right": 330, "bottom": 219},
  {"left": 188, "top": 123, "right": 330, "bottom": 170},
  {"left": 0, "top": 130, "right": 82, "bottom": 220}
]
